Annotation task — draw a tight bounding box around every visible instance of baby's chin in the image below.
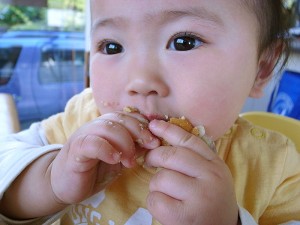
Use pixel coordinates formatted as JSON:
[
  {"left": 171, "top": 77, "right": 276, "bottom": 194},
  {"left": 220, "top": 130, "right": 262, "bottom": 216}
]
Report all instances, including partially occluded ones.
[{"left": 208, "top": 114, "right": 240, "bottom": 141}]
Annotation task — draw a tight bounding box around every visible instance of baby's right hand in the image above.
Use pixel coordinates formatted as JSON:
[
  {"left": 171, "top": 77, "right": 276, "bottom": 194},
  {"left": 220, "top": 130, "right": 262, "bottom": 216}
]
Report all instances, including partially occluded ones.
[{"left": 50, "top": 111, "right": 160, "bottom": 205}]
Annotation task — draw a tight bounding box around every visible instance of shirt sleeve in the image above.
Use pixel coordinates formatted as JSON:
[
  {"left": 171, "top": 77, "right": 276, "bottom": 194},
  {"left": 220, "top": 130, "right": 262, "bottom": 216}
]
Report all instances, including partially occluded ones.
[
  {"left": 0, "top": 122, "right": 64, "bottom": 224},
  {"left": 0, "top": 88, "right": 98, "bottom": 225},
  {"left": 238, "top": 206, "right": 300, "bottom": 225},
  {"left": 0, "top": 207, "right": 69, "bottom": 225},
  {"left": 259, "top": 139, "right": 300, "bottom": 224},
  {"left": 279, "top": 222, "right": 300, "bottom": 225},
  {"left": 239, "top": 206, "right": 258, "bottom": 225},
  {"left": 0, "top": 122, "right": 62, "bottom": 198}
]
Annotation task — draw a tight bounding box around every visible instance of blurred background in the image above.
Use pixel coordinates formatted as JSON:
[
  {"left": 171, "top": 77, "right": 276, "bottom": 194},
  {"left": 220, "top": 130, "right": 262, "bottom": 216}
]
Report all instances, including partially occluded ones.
[
  {"left": 241, "top": 0, "right": 300, "bottom": 119},
  {"left": 0, "top": 0, "right": 299, "bottom": 132},
  {"left": 0, "top": 0, "right": 86, "bottom": 129}
]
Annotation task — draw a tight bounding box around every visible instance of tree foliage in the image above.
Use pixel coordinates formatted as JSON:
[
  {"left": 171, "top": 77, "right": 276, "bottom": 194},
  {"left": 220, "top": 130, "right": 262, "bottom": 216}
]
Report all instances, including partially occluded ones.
[
  {"left": 48, "top": 0, "right": 85, "bottom": 11},
  {"left": 0, "top": 0, "right": 85, "bottom": 31},
  {"left": 0, "top": 4, "right": 45, "bottom": 28}
]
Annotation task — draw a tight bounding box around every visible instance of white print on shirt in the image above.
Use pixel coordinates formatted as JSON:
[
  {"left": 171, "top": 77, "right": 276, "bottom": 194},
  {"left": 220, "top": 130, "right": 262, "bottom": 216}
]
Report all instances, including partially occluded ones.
[
  {"left": 69, "top": 191, "right": 105, "bottom": 224},
  {"left": 124, "top": 208, "right": 152, "bottom": 225},
  {"left": 81, "top": 190, "right": 106, "bottom": 208},
  {"left": 68, "top": 190, "right": 153, "bottom": 224}
]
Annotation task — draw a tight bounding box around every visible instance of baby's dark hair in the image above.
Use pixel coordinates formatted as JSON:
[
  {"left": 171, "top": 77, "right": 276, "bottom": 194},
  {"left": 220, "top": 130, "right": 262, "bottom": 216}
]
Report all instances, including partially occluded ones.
[{"left": 243, "top": 0, "right": 291, "bottom": 69}]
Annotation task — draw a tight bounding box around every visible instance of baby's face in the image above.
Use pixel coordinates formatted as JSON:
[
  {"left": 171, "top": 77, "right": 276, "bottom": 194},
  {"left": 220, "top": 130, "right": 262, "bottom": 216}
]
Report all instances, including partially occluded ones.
[{"left": 90, "top": 0, "right": 261, "bottom": 140}]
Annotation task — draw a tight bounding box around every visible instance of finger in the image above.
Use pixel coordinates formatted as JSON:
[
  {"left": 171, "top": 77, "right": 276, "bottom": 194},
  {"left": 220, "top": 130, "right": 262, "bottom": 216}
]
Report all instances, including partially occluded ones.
[
  {"left": 79, "top": 118, "right": 143, "bottom": 167},
  {"left": 144, "top": 146, "right": 219, "bottom": 178},
  {"left": 149, "top": 119, "right": 216, "bottom": 160},
  {"left": 69, "top": 134, "right": 122, "bottom": 172},
  {"left": 100, "top": 112, "right": 160, "bottom": 149},
  {"left": 147, "top": 191, "right": 183, "bottom": 225},
  {"left": 149, "top": 169, "right": 196, "bottom": 200}
]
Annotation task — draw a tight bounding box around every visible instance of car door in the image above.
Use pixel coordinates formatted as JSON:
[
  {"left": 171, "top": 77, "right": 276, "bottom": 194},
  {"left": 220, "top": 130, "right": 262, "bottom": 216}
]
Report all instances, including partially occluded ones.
[
  {"left": 33, "top": 38, "right": 85, "bottom": 119},
  {"left": 0, "top": 41, "right": 41, "bottom": 124},
  {"left": 0, "top": 45, "right": 22, "bottom": 97}
]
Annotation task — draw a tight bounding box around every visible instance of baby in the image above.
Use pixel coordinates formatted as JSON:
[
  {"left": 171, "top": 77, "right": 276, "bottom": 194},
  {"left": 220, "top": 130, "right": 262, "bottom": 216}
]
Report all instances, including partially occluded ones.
[{"left": 1, "top": 0, "right": 300, "bottom": 225}]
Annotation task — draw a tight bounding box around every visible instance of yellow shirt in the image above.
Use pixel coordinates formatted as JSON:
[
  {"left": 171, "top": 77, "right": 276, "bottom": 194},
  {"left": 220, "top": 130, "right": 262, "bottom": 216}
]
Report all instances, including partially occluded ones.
[{"left": 42, "top": 88, "right": 300, "bottom": 225}]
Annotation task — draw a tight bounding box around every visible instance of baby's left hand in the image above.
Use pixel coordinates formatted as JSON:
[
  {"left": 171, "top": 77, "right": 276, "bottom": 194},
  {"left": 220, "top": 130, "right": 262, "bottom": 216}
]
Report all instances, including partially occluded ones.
[{"left": 145, "top": 120, "right": 239, "bottom": 225}]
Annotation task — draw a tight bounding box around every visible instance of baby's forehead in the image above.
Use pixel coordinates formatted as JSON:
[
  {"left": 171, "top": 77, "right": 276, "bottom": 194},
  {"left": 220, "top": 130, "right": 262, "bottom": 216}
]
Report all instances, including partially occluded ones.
[{"left": 90, "top": 0, "right": 257, "bottom": 23}]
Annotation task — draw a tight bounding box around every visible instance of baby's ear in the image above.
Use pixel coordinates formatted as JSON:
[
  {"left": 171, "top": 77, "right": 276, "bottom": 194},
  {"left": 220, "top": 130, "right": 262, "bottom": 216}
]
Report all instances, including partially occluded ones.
[{"left": 249, "top": 43, "right": 283, "bottom": 98}]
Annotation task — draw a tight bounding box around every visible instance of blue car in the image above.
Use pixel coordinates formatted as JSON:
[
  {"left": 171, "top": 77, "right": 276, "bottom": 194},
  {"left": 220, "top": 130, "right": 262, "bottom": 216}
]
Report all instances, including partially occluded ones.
[{"left": 0, "top": 30, "right": 85, "bottom": 128}]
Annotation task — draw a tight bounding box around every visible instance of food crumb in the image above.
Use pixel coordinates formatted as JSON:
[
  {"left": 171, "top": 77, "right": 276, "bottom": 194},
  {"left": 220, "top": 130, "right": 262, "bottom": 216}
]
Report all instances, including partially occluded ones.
[{"left": 123, "top": 106, "right": 139, "bottom": 113}]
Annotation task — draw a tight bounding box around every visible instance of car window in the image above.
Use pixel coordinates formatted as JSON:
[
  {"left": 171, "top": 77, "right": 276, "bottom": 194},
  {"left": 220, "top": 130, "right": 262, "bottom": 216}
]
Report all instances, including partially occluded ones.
[
  {"left": 0, "top": 1, "right": 86, "bottom": 129},
  {"left": 39, "top": 48, "right": 85, "bottom": 84},
  {"left": 0, "top": 46, "right": 22, "bottom": 85}
]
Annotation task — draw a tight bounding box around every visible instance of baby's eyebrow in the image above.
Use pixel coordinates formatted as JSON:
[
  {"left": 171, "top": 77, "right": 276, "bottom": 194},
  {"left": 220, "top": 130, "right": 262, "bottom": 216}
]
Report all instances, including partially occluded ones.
[
  {"left": 91, "top": 17, "right": 125, "bottom": 32},
  {"left": 91, "top": 6, "right": 224, "bottom": 32},
  {"left": 156, "top": 7, "right": 224, "bottom": 27}
]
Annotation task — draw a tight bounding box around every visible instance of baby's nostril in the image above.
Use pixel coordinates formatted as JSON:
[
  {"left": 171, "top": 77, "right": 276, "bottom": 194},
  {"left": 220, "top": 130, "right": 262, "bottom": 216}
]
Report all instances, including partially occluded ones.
[{"left": 149, "top": 90, "right": 158, "bottom": 95}]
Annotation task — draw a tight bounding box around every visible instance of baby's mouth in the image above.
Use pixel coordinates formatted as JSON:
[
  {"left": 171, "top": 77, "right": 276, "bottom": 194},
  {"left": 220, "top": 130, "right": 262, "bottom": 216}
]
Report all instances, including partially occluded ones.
[
  {"left": 123, "top": 106, "right": 169, "bottom": 122},
  {"left": 123, "top": 106, "right": 217, "bottom": 153},
  {"left": 143, "top": 114, "right": 169, "bottom": 122}
]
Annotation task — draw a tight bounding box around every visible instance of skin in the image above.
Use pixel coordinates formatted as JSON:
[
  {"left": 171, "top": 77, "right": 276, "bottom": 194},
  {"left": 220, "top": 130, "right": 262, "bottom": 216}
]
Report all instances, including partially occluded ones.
[{"left": 0, "top": 0, "right": 279, "bottom": 224}]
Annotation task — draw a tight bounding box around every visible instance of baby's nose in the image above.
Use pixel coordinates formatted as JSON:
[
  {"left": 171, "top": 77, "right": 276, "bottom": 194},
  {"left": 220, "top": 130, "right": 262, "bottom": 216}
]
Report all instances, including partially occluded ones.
[
  {"left": 126, "top": 77, "right": 168, "bottom": 96},
  {"left": 125, "top": 54, "right": 169, "bottom": 97}
]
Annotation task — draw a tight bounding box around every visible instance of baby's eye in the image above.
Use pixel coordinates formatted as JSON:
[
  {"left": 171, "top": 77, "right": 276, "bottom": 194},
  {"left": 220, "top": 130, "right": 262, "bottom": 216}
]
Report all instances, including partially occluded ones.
[
  {"left": 167, "top": 33, "right": 203, "bottom": 51},
  {"left": 98, "top": 41, "right": 123, "bottom": 55}
]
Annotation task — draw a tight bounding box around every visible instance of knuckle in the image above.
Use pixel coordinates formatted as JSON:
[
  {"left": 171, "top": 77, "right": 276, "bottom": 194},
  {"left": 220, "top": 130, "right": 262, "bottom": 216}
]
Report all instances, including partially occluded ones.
[
  {"left": 146, "top": 193, "right": 168, "bottom": 215},
  {"left": 95, "top": 116, "right": 120, "bottom": 129},
  {"left": 209, "top": 159, "right": 229, "bottom": 180},
  {"left": 149, "top": 170, "right": 165, "bottom": 191},
  {"left": 76, "top": 134, "right": 105, "bottom": 151},
  {"left": 115, "top": 112, "right": 126, "bottom": 122},
  {"left": 102, "top": 119, "right": 118, "bottom": 128},
  {"left": 160, "top": 147, "right": 178, "bottom": 164},
  {"left": 72, "top": 134, "right": 89, "bottom": 149},
  {"left": 146, "top": 192, "right": 157, "bottom": 211},
  {"left": 178, "top": 133, "right": 196, "bottom": 146},
  {"left": 147, "top": 193, "right": 182, "bottom": 225},
  {"left": 81, "top": 134, "right": 97, "bottom": 148}
]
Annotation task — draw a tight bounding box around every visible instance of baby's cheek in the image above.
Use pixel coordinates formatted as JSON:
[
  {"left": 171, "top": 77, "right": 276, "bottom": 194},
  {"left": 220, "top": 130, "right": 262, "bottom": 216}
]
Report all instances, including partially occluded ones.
[
  {"left": 98, "top": 100, "right": 121, "bottom": 112},
  {"left": 185, "top": 106, "right": 236, "bottom": 141},
  {"left": 206, "top": 114, "right": 239, "bottom": 141}
]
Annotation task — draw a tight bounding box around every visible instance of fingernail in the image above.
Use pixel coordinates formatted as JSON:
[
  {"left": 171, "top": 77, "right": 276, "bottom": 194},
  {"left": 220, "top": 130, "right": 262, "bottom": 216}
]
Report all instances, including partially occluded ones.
[
  {"left": 140, "top": 128, "right": 160, "bottom": 146},
  {"left": 142, "top": 162, "right": 157, "bottom": 171},
  {"left": 147, "top": 136, "right": 160, "bottom": 148},
  {"left": 135, "top": 138, "right": 144, "bottom": 146},
  {"left": 112, "top": 152, "right": 122, "bottom": 163},
  {"left": 149, "top": 119, "right": 162, "bottom": 131},
  {"left": 123, "top": 155, "right": 138, "bottom": 168},
  {"left": 137, "top": 117, "right": 149, "bottom": 125}
]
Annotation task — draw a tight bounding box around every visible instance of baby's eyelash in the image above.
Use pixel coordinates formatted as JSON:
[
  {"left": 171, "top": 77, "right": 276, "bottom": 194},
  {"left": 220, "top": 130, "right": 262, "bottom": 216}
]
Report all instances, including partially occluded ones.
[
  {"left": 170, "top": 32, "right": 206, "bottom": 43},
  {"left": 96, "top": 39, "right": 123, "bottom": 55},
  {"left": 167, "top": 31, "right": 206, "bottom": 51},
  {"left": 96, "top": 39, "right": 111, "bottom": 51}
]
